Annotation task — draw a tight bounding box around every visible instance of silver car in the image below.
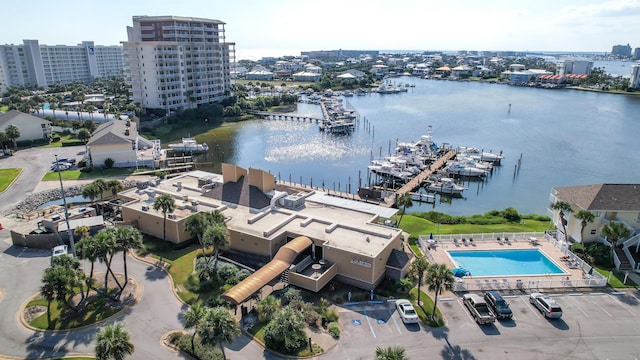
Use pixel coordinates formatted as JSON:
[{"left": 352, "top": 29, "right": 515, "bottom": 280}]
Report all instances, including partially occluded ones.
[{"left": 529, "top": 292, "right": 563, "bottom": 318}]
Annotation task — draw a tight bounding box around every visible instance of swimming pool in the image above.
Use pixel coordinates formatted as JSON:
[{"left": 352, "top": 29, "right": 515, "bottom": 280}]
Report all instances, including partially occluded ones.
[{"left": 446, "top": 249, "right": 566, "bottom": 277}]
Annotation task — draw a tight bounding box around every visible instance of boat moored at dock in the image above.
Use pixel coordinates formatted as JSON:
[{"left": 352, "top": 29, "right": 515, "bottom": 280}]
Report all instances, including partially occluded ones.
[{"left": 167, "top": 138, "right": 209, "bottom": 153}]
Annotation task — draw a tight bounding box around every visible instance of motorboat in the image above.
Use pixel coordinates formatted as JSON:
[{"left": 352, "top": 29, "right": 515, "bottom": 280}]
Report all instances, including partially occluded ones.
[
  {"left": 458, "top": 147, "right": 503, "bottom": 163},
  {"left": 426, "top": 177, "right": 465, "bottom": 195},
  {"left": 167, "top": 138, "right": 209, "bottom": 153},
  {"left": 444, "top": 161, "right": 488, "bottom": 177},
  {"left": 368, "top": 161, "right": 413, "bottom": 182}
]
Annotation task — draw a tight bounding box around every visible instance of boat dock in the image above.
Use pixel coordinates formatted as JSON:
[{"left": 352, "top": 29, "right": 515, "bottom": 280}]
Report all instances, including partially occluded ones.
[
  {"left": 246, "top": 110, "right": 323, "bottom": 123},
  {"left": 390, "top": 150, "right": 458, "bottom": 204}
]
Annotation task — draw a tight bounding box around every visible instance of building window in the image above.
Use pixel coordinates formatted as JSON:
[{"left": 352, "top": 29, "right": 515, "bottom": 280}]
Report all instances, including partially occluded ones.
[{"left": 590, "top": 229, "right": 596, "bottom": 235}]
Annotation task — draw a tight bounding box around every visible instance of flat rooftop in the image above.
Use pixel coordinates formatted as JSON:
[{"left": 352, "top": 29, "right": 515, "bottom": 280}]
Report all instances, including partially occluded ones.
[{"left": 119, "top": 170, "right": 401, "bottom": 257}]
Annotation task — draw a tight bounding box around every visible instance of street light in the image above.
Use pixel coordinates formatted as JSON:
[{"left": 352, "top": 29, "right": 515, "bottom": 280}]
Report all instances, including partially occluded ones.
[{"left": 55, "top": 154, "right": 76, "bottom": 257}]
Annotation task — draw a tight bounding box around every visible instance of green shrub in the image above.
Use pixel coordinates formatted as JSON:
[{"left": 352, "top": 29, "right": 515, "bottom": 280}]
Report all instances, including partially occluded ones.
[
  {"left": 61, "top": 140, "right": 84, "bottom": 147},
  {"left": 80, "top": 166, "right": 93, "bottom": 173},
  {"left": 104, "top": 158, "right": 114, "bottom": 169},
  {"left": 51, "top": 135, "right": 61, "bottom": 142},
  {"left": 328, "top": 321, "right": 340, "bottom": 338},
  {"left": 324, "top": 309, "right": 339, "bottom": 322},
  {"left": 168, "top": 332, "right": 223, "bottom": 360},
  {"left": 217, "top": 262, "right": 239, "bottom": 285}
]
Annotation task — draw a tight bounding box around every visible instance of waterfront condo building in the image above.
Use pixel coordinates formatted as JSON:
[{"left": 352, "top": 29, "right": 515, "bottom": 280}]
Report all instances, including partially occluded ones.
[
  {"left": 0, "top": 40, "right": 123, "bottom": 94},
  {"left": 121, "top": 15, "right": 235, "bottom": 113}
]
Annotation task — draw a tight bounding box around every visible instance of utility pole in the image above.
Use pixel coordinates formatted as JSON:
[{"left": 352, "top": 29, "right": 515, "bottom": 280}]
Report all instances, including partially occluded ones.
[{"left": 55, "top": 154, "right": 76, "bottom": 257}]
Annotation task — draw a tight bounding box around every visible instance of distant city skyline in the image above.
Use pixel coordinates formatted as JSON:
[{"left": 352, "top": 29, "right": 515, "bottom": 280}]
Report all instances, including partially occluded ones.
[{"left": 1, "top": 0, "right": 639, "bottom": 60}]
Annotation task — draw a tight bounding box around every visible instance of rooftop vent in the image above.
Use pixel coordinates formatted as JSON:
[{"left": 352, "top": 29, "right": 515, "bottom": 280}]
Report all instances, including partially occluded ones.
[{"left": 280, "top": 193, "right": 306, "bottom": 210}]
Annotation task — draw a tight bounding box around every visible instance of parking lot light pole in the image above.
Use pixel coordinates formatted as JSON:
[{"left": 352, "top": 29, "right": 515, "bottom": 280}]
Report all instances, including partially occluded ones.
[{"left": 55, "top": 154, "right": 76, "bottom": 257}]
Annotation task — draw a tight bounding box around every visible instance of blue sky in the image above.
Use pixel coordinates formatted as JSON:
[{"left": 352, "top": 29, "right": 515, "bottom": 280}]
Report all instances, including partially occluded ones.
[{"left": 2, "top": 0, "right": 639, "bottom": 59}]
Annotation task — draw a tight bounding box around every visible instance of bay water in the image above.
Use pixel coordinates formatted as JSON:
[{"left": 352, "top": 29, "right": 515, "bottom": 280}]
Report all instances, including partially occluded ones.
[{"left": 192, "top": 77, "right": 640, "bottom": 216}]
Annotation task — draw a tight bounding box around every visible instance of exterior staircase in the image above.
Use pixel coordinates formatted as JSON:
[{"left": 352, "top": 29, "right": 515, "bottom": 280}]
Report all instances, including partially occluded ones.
[
  {"left": 280, "top": 269, "right": 290, "bottom": 284},
  {"left": 614, "top": 246, "right": 633, "bottom": 270}
]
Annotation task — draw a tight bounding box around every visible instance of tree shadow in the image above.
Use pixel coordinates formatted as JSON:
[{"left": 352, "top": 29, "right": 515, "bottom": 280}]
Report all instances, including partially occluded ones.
[
  {"left": 24, "top": 326, "right": 96, "bottom": 360},
  {"left": 225, "top": 333, "right": 254, "bottom": 351},
  {"left": 612, "top": 292, "right": 640, "bottom": 306},
  {"left": 145, "top": 265, "right": 168, "bottom": 281},
  {"left": 3, "top": 245, "right": 49, "bottom": 258},
  {"left": 425, "top": 325, "right": 478, "bottom": 360}
]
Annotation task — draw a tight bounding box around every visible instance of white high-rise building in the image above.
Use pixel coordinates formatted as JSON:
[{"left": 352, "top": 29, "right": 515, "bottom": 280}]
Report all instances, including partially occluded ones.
[
  {"left": 556, "top": 60, "right": 593, "bottom": 76},
  {"left": 0, "top": 40, "right": 123, "bottom": 94},
  {"left": 631, "top": 63, "right": 640, "bottom": 89},
  {"left": 122, "top": 15, "right": 235, "bottom": 112}
]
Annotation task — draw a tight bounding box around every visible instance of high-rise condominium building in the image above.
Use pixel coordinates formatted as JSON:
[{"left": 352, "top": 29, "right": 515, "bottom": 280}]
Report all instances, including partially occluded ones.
[
  {"left": 0, "top": 40, "right": 123, "bottom": 94},
  {"left": 122, "top": 15, "right": 235, "bottom": 112}
]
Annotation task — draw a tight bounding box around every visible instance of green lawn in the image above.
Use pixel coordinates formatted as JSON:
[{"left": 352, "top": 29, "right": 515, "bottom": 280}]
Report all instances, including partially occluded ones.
[
  {"left": 398, "top": 214, "right": 552, "bottom": 238},
  {"left": 41, "top": 133, "right": 77, "bottom": 148},
  {"left": 594, "top": 266, "right": 638, "bottom": 288},
  {"left": 139, "top": 236, "right": 231, "bottom": 304},
  {"left": 409, "top": 288, "right": 445, "bottom": 327},
  {"left": 42, "top": 168, "right": 135, "bottom": 181},
  {"left": 27, "top": 292, "right": 122, "bottom": 330},
  {"left": 0, "top": 168, "right": 21, "bottom": 192}
]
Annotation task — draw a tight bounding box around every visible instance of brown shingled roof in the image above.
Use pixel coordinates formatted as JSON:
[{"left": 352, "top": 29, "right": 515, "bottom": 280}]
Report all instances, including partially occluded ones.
[{"left": 554, "top": 184, "right": 640, "bottom": 211}]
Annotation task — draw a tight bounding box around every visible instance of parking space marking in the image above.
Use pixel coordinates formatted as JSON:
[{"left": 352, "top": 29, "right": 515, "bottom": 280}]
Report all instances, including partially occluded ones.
[
  {"left": 362, "top": 310, "right": 376, "bottom": 338},
  {"left": 563, "top": 294, "right": 590, "bottom": 318},
  {"left": 520, "top": 296, "right": 541, "bottom": 319},
  {"left": 585, "top": 295, "right": 613, "bottom": 317},
  {"left": 387, "top": 309, "right": 402, "bottom": 334},
  {"left": 609, "top": 294, "right": 638, "bottom": 317},
  {"left": 457, "top": 298, "right": 475, "bottom": 322}
]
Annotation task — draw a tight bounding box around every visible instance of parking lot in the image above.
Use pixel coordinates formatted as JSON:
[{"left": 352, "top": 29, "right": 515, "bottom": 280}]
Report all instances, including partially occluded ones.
[{"left": 334, "top": 291, "right": 640, "bottom": 359}]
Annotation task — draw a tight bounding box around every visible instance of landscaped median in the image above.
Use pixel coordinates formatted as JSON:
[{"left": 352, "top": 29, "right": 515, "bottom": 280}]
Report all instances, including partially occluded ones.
[{"left": 0, "top": 167, "right": 22, "bottom": 193}]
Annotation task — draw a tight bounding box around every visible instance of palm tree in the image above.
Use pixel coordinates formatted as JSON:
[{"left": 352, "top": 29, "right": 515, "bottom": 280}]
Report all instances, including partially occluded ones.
[
  {"left": 202, "top": 223, "right": 229, "bottom": 267},
  {"left": 256, "top": 295, "right": 280, "bottom": 322},
  {"left": 106, "top": 179, "right": 124, "bottom": 198},
  {"left": 40, "top": 273, "right": 57, "bottom": 325},
  {"left": 375, "top": 346, "right": 408, "bottom": 360},
  {"left": 408, "top": 257, "right": 429, "bottom": 306},
  {"left": 94, "top": 228, "right": 122, "bottom": 294},
  {"left": 185, "top": 212, "right": 209, "bottom": 247},
  {"left": 425, "top": 263, "right": 455, "bottom": 319},
  {"left": 95, "top": 323, "right": 134, "bottom": 360},
  {"left": 575, "top": 210, "right": 595, "bottom": 242},
  {"left": 76, "top": 235, "right": 100, "bottom": 291},
  {"left": 198, "top": 307, "right": 240, "bottom": 360},
  {"left": 183, "top": 303, "right": 207, "bottom": 352},
  {"left": 551, "top": 201, "right": 572, "bottom": 242},
  {"left": 153, "top": 194, "right": 175, "bottom": 242},
  {"left": 114, "top": 226, "right": 143, "bottom": 290},
  {"left": 601, "top": 221, "right": 632, "bottom": 267},
  {"left": 5, "top": 125, "right": 20, "bottom": 148},
  {"left": 82, "top": 184, "right": 101, "bottom": 208},
  {"left": 93, "top": 179, "right": 108, "bottom": 201},
  {"left": 395, "top": 192, "right": 413, "bottom": 226}
]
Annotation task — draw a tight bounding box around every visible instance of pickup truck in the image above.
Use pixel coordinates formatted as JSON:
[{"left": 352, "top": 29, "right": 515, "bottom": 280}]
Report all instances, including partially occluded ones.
[{"left": 463, "top": 293, "right": 496, "bottom": 325}]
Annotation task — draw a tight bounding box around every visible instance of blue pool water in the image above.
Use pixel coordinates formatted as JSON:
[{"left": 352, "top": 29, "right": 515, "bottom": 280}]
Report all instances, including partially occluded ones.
[{"left": 447, "top": 249, "right": 565, "bottom": 277}]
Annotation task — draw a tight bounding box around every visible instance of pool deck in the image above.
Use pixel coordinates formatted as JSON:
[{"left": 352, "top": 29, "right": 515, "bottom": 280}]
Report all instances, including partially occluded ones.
[{"left": 426, "top": 235, "right": 595, "bottom": 292}]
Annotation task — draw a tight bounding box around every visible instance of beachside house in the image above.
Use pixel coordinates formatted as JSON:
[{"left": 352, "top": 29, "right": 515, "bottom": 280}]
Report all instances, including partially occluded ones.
[
  {"left": 550, "top": 184, "right": 640, "bottom": 270},
  {"left": 0, "top": 110, "right": 51, "bottom": 143},
  {"left": 86, "top": 118, "right": 157, "bottom": 168}
]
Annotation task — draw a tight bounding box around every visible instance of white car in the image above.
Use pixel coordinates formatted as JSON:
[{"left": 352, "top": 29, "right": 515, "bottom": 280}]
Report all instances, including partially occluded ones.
[
  {"left": 395, "top": 299, "right": 419, "bottom": 324},
  {"left": 51, "top": 245, "right": 68, "bottom": 263}
]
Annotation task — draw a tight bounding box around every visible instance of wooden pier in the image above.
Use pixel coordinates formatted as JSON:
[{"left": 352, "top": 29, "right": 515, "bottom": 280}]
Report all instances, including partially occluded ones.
[
  {"left": 246, "top": 110, "right": 323, "bottom": 123},
  {"left": 390, "top": 150, "right": 458, "bottom": 204}
]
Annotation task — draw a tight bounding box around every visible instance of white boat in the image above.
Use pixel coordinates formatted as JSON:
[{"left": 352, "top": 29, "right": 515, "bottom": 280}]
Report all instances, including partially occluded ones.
[
  {"left": 368, "top": 162, "right": 413, "bottom": 182},
  {"left": 167, "top": 138, "right": 209, "bottom": 153},
  {"left": 444, "top": 161, "right": 488, "bottom": 177},
  {"left": 455, "top": 155, "right": 494, "bottom": 171},
  {"left": 426, "top": 177, "right": 465, "bottom": 195},
  {"left": 458, "top": 146, "right": 503, "bottom": 163}
]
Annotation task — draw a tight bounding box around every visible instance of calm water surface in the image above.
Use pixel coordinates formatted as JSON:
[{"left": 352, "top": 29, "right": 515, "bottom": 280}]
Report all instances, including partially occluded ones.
[{"left": 193, "top": 77, "right": 640, "bottom": 216}]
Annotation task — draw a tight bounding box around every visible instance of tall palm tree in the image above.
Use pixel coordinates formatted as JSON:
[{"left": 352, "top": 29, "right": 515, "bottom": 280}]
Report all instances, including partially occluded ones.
[
  {"left": 82, "top": 184, "right": 101, "bottom": 208},
  {"left": 93, "top": 179, "right": 108, "bottom": 201},
  {"left": 76, "top": 235, "right": 100, "bottom": 291},
  {"left": 40, "top": 272, "right": 57, "bottom": 325},
  {"left": 202, "top": 223, "right": 229, "bottom": 267},
  {"left": 425, "top": 263, "right": 455, "bottom": 319},
  {"left": 551, "top": 201, "right": 572, "bottom": 242},
  {"left": 106, "top": 179, "right": 124, "bottom": 198},
  {"left": 575, "top": 210, "right": 595, "bottom": 242},
  {"left": 153, "top": 194, "right": 175, "bottom": 242},
  {"left": 395, "top": 192, "right": 413, "bottom": 226},
  {"left": 183, "top": 303, "right": 207, "bottom": 352},
  {"left": 197, "top": 307, "right": 240, "bottom": 360},
  {"left": 185, "top": 212, "right": 208, "bottom": 247},
  {"left": 256, "top": 295, "right": 280, "bottom": 322},
  {"left": 601, "top": 221, "right": 632, "bottom": 267},
  {"left": 408, "top": 257, "right": 429, "bottom": 306},
  {"left": 375, "top": 346, "right": 408, "bottom": 360},
  {"left": 94, "top": 228, "right": 122, "bottom": 294},
  {"left": 95, "top": 323, "right": 134, "bottom": 360},
  {"left": 114, "top": 226, "right": 143, "bottom": 290},
  {"left": 5, "top": 125, "right": 20, "bottom": 148}
]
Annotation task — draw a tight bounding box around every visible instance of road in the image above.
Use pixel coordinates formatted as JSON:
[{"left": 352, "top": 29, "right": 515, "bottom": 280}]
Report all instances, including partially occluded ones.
[{"left": 0, "top": 146, "right": 85, "bottom": 212}]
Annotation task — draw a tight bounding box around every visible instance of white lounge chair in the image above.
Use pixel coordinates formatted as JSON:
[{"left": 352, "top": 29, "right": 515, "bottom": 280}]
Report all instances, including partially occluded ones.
[
  {"left": 484, "top": 279, "right": 492, "bottom": 289},
  {"left": 475, "top": 280, "right": 484, "bottom": 290},
  {"left": 502, "top": 279, "right": 510, "bottom": 289}
]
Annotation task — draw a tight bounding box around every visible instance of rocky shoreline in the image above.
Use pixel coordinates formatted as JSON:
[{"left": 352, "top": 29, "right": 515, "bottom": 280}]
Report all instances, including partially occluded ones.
[{"left": 4, "top": 180, "right": 138, "bottom": 216}]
